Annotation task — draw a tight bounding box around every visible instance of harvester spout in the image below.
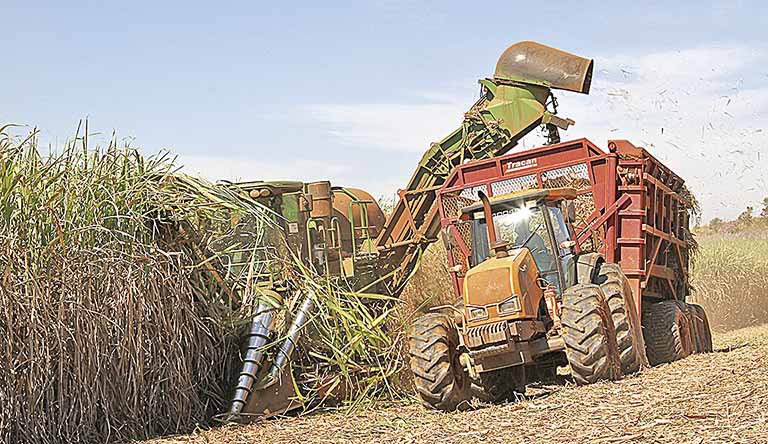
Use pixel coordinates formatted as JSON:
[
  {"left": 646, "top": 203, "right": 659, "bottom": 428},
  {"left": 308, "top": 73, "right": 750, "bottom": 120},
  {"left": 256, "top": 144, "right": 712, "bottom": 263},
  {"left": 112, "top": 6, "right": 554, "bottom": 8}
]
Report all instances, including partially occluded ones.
[
  {"left": 494, "top": 41, "right": 593, "bottom": 94},
  {"left": 374, "top": 41, "right": 593, "bottom": 296}
]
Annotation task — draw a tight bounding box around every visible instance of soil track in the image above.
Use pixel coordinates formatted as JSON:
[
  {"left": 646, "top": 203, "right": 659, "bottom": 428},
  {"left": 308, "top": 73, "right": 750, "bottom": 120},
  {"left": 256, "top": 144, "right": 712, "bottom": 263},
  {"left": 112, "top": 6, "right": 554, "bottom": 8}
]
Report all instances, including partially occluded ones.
[{"left": 150, "top": 325, "right": 768, "bottom": 444}]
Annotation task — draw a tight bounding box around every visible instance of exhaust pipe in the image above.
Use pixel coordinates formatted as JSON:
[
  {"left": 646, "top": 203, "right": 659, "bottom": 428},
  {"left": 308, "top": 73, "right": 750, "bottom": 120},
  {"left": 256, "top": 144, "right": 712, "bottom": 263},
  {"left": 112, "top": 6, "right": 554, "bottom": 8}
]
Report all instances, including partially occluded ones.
[
  {"left": 229, "top": 299, "right": 279, "bottom": 415},
  {"left": 479, "top": 191, "right": 510, "bottom": 258}
]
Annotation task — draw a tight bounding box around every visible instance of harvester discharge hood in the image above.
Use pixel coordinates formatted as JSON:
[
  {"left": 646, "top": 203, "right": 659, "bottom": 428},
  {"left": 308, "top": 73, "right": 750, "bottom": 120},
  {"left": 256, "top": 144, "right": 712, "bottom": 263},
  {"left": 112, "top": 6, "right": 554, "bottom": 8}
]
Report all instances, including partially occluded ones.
[{"left": 494, "top": 41, "right": 593, "bottom": 94}]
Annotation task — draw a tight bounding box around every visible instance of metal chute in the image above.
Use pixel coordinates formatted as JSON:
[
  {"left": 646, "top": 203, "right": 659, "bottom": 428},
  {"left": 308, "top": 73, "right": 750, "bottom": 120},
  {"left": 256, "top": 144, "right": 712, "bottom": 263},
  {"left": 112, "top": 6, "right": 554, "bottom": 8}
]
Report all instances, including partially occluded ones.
[
  {"left": 494, "top": 41, "right": 593, "bottom": 94},
  {"left": 374, "top": 41, "right": 593, "bottom": 297},
  {"left": 229, "top": 300, "right": 278, "bottom": 415}
]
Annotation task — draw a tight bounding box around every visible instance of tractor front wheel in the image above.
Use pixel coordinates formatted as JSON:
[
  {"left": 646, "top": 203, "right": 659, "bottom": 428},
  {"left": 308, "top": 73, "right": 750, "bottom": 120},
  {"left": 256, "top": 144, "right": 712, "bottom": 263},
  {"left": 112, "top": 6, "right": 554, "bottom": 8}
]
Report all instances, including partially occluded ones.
[
  {"left": 407, "top": 313, "right": 468, "bottom": 411},
  {"left": 561, "top": 284, "right": 622, "bottom": 385}
]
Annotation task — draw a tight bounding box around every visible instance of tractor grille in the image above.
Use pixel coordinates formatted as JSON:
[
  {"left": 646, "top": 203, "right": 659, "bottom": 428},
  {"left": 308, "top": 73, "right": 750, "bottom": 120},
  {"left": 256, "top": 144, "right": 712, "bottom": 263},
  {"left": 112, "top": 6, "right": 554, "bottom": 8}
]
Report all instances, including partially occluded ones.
[{"left": 466, "top": 321, "right": 509, "bottom": 348}]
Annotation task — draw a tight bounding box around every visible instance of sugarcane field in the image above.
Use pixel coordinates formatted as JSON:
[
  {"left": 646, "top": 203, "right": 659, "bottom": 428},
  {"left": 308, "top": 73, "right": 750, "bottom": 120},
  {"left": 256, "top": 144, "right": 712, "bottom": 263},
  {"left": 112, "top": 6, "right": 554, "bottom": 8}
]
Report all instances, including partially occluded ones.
[{"left": 3, "top": 3, "right": 768, "bottom": 444}]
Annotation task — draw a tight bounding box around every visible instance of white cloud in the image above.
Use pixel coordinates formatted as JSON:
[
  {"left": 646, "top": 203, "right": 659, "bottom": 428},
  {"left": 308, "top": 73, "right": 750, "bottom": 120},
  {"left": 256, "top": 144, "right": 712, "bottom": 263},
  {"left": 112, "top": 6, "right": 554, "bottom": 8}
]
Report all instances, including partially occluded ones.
[
  {"left": 565, "top": 45, "right": 768, "bottom": 220},
  {"left": 303, "top": 45, "right": 768, "bottom": 220},
  {"left": 301, "top": 97, "right": 475, "bottom": 153},
  {"left": 176, "top": 153, "right": 349, "bottom": 185}
]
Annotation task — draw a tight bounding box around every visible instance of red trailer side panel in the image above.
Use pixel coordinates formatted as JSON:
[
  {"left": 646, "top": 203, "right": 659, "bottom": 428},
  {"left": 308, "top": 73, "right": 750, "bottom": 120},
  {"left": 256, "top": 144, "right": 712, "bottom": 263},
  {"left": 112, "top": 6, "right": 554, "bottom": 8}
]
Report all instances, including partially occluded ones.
[{"left": 436, "top": 138, "right": 693, "bottom": 312}]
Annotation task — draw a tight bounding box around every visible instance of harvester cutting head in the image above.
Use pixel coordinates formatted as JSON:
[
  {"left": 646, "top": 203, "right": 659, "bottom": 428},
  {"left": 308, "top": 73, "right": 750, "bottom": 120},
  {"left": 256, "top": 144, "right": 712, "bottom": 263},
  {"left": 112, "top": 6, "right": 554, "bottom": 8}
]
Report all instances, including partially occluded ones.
[{"left": 494, "top": 41, "right": 593, "bottom": 94}]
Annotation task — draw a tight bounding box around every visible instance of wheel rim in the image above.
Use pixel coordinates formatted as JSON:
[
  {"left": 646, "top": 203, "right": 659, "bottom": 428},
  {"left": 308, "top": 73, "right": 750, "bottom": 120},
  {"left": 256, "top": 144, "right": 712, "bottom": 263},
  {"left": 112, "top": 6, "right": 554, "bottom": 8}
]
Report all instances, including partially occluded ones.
[{"left": 677, "top": 310, "right": 695, "bottom": 356}]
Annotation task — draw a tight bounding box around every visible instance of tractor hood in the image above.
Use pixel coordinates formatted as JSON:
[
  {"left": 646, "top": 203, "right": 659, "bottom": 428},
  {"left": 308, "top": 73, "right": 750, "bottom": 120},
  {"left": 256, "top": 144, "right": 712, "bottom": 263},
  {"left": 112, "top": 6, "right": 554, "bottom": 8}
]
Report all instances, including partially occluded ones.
[{"left": 463, "top": 247, "right": 543, "bottom": 327}]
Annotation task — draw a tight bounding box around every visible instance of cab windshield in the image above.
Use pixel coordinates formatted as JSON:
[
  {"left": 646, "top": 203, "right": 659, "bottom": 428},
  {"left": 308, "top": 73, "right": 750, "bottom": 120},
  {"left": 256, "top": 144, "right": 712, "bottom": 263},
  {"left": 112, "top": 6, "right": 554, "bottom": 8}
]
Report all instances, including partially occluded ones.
[{"left": 469, "top": 203, "right": 573, "bottom": 289}]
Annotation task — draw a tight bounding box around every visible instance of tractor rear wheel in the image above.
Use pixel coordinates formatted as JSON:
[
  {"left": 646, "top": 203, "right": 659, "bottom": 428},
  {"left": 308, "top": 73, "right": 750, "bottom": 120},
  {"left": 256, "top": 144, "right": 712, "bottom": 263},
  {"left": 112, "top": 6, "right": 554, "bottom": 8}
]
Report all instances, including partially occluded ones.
[
  {"left": 691, "top": 304, "right": 713, "bottom": 352},
  {"left": 642, "top": 300, "right": 695, "bottom": 365},
  {"left": 470, "top": 366, "right": 526, "bottom": 402},
  {"left": 596, "top": 263, "right": 648, "bottom": 374},
  {"left": 561, "top": 284, "right": 622, "bottom": 385},
  {"left": 407, "top": 312, "right": 468, "bottom": 411}
]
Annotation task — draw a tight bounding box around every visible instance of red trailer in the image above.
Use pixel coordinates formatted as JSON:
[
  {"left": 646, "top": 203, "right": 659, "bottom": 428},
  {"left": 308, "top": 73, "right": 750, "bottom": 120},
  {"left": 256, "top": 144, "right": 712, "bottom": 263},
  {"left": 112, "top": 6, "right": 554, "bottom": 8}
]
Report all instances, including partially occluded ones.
[{"left": 436, "top": 138, "right": 694, "bottom": 312}]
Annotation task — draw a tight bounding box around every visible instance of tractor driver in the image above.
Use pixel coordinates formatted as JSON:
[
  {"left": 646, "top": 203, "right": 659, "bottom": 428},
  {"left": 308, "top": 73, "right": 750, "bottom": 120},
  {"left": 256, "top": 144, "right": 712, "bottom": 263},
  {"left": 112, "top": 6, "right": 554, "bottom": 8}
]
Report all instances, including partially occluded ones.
[{"left": 514, "top": 219, "right": 556, "bottom": 280}]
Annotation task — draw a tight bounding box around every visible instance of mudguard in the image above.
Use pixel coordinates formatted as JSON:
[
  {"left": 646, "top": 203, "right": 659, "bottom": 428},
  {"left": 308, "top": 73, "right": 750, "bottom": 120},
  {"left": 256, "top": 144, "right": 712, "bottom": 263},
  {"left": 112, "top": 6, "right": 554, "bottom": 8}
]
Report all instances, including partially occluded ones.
[{"left": 575, "top": 252, "right": 604, "bottom": 285}]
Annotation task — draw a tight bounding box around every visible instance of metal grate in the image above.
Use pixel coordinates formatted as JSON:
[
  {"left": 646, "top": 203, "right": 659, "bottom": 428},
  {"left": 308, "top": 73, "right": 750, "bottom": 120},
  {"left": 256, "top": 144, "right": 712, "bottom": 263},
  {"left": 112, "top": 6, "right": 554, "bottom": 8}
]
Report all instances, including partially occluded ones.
[
  {"left": 542, "top": 163, "right": 591, "bottom": 190},
  {"left": 574, "top": 192, "right": 596, "bottom": 227},
  {"left": 448, "top": 220, "right": 473, "bottom": 273},
  {"left": 455, "top": 220, "right": 473, "bottom": 247},
  {"left": 442, "top": 192, "right": 480, "bottom": 220},
  {"left": 460, "top": 185, "right": 486, "bottom": 200},
  {"left": 451, "top": 245, "right": 465, "bottom": 273},
  {"left": 490, "top": 174, "right": 538, "bottom": 196},
  {"left": 573, "top": 192, "right": 603, "bottom": 252}
]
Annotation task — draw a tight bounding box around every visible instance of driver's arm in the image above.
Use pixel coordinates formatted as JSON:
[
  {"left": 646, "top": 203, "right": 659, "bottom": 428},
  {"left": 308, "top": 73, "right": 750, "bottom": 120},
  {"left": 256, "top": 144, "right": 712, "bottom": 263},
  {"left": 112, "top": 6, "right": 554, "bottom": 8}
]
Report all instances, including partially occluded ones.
[{"left": 530, "top": 234, "right": 555, "bottom": 271}]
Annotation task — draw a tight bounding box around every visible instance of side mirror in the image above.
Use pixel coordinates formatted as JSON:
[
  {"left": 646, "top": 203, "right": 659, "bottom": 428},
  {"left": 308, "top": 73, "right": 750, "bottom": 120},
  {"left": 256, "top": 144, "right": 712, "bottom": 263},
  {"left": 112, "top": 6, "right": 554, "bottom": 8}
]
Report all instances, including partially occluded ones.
[
  {"left": 565, "top": 202, "right": 577, "bottom": 223},
  {"left": 440, "top": 226, "right": 455, "bottom": 251}
]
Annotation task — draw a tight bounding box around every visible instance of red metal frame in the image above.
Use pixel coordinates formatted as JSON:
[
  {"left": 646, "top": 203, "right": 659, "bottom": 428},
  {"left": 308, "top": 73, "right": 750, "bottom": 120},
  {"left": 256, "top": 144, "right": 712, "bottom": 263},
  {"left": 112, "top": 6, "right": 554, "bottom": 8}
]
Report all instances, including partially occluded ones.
[{"left": 436, "top": 138, "right": 692, "bottom": 314}]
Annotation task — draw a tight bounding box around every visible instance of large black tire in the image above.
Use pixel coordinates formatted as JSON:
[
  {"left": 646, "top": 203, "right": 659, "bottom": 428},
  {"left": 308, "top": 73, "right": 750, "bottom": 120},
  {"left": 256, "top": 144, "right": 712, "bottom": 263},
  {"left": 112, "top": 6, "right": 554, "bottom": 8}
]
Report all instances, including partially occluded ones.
[
  {"left": 642, "top": 300, "right": 695, "bottom": 365},
  {"left": 407, "top": 313, "right": 467, "bottom": 411},
  {"left": 691, "top": 304, "right": 713, "bottom": 352},
  {"left": 561, "top": 284, "right": 622, "bottom": 385},
  {"left": 596, "top": 263, "right": 649, "bottom": 374},
  {"left": 470, "top": 366, "right": 526, "bottom": 402}
]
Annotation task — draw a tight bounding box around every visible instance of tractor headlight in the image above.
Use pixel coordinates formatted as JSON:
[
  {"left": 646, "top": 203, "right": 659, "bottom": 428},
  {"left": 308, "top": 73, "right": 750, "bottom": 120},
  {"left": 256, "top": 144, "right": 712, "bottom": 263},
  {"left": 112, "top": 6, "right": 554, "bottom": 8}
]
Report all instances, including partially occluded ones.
[
  {"left": 498, "top": 296, "right": 521, "bottom": 314},
  {"left": 467, "top": 306, "right": 488, "bottom": 321}
]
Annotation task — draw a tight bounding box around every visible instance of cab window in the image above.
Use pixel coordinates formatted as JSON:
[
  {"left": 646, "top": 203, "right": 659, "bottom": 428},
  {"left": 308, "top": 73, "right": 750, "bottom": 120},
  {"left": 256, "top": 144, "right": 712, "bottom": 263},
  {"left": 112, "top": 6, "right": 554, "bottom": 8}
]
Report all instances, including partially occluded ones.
[{"left": 470, "top": 206, "right": 557, "bottom": 280}]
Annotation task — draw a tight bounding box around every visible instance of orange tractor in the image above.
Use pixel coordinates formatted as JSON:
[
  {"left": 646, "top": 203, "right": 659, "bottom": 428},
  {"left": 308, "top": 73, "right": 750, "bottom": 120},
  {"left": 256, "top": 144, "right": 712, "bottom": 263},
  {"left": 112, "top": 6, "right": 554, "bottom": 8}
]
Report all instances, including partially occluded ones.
[{"left": 407, "top": 139, "right": 711, "bottom": 410}]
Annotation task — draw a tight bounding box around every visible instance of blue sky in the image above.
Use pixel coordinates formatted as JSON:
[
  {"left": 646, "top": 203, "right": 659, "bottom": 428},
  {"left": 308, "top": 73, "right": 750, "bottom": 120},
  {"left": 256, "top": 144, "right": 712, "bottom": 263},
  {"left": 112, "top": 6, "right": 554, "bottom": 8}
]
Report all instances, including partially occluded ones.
[{"left": 3, "top": 1, "right": 767, "bottom": 220}]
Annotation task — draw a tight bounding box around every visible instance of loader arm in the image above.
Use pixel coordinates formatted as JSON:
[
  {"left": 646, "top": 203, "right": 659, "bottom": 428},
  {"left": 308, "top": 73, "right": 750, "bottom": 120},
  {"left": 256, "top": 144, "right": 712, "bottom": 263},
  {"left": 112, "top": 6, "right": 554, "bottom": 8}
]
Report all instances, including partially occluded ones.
[{"left": 375, "top": 41, "right": 593, "bottom": 295}]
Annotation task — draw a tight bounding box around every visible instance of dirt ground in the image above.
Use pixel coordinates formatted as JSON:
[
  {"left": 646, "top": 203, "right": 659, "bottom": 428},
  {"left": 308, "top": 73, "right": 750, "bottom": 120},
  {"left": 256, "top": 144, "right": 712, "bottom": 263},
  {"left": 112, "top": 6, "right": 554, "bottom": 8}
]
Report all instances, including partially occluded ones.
[{"left": 149, "top": 325, "right": 768, "bottom": 444}]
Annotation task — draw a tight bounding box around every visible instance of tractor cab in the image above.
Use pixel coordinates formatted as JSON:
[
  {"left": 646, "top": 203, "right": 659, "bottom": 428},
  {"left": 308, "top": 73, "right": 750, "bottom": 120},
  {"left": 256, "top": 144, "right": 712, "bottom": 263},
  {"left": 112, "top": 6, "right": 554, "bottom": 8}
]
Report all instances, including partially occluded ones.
[{"left": 458, "top": 188, "right": 579, "bottom": 328}]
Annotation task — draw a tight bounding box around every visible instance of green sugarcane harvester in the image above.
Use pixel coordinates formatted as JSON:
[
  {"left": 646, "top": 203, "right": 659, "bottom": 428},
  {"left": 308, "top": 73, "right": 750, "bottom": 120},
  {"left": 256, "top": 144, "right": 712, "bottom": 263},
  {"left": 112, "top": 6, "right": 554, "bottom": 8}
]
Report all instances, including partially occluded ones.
[{"left": 226, "top": 41, "right": 594, "bottom": 419}]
